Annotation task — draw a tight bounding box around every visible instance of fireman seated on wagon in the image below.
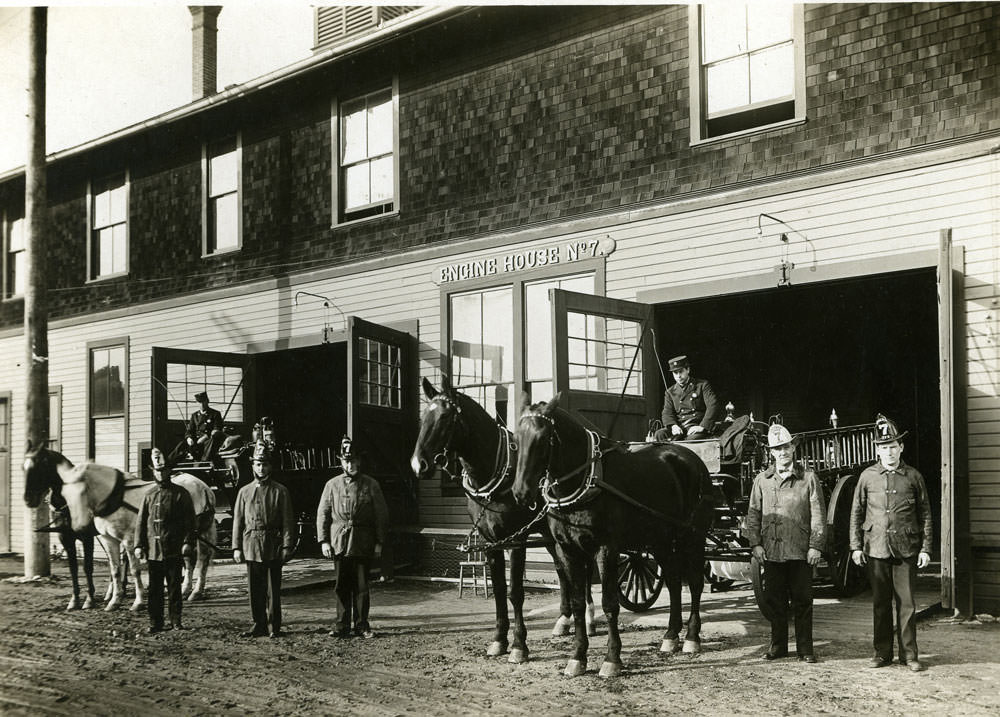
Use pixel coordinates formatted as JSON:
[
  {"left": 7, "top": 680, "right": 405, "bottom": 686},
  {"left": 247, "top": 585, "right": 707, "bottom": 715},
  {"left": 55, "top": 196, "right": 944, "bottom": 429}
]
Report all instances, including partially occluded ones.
[
  {"left": 170, "top": 391, "right": 225, "bottom": 464},
  {"left": 654, "top": 355, "right": 721, "bottom": 440}
]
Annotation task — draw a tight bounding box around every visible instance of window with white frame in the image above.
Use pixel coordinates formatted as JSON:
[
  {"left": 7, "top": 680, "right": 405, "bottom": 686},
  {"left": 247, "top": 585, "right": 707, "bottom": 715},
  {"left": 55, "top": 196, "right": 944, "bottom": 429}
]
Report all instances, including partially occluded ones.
[
  {"left": 4, "top": 213, "right": 24, "bottom": 298},
  {"left": 335, "top": 85, "right": 396, "bottom": 223},
  {"left": 689, "top": 3, "right": 805, "bottom": 142},
  {"left": 447, "top": 271, "right": 597, "bottom": 428},
  {"left": 204, "top": 136, "right": 241, "bottom": 254},
  {"left": 90, "top": 343, "right": 127, "bottom": 468},
  {"left": 89, "top": 173, "right": 128, "bottom": 279}
]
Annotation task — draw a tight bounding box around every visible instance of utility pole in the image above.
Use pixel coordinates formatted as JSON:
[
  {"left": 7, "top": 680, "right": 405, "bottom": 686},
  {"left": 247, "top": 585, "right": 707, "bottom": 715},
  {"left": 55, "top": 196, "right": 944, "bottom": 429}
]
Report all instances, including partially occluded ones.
[{"left": 24, "top": 7, "right": 50, "bottom": 578}]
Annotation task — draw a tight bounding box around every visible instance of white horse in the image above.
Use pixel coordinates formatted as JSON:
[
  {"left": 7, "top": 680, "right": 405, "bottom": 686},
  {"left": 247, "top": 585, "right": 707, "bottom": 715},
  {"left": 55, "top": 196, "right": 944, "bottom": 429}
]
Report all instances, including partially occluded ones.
[
  {"left": 27, "top": 447, "right": 216, "bottom": 611},
  {"left": 171, "top": 472, "right": 216, "bottom": 601}
]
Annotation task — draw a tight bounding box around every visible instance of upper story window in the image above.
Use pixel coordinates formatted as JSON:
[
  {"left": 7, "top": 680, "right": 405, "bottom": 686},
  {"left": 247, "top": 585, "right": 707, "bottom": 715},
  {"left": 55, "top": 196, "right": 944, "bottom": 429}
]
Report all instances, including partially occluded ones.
[
  {"left": 204, "top": 136, "right": 242, "bottom": 255},
  {"left": 4, "top": 213, "right": 25, "bottom": 299},
  {"left": 334, "top": 83, "right": 398, "bottom": 224},
  {"left": 689, "top": 3, "right": 805, "bottom": 143},
  {"left": 89, "top": 173, "right": 128, "bottom": 280}
]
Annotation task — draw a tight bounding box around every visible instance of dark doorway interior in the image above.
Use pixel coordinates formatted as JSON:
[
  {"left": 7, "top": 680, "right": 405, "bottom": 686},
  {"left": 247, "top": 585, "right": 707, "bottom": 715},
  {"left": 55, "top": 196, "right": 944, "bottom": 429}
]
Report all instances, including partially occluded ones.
[
  {"left": 253, "top": 342, "right": 348, "bottom": 554},
  {"left": 654, "top": 268, "right": 941, "bottom": 543},
  {"left": 254, "top": 343, "right": 348, "bottom": 450}
]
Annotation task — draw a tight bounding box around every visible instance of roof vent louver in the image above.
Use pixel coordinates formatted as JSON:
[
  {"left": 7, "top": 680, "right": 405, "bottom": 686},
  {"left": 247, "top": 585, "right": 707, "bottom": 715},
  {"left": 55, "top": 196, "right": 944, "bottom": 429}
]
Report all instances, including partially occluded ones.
[{"left": 314, "top": 6, "right": 418, "bottom": 51}]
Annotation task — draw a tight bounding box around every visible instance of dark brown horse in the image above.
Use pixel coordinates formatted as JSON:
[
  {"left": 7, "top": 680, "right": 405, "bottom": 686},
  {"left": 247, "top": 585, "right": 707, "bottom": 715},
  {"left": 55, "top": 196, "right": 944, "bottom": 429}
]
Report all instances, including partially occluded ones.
[
  {"left": 23, "top": 441, "right": 98, "bottom": 610},
  {"left": 512, "top": 394, "right": 717, "bottom": 678},
  {"left": 410, "top": 377, "right": 594, "bottom": 663}
]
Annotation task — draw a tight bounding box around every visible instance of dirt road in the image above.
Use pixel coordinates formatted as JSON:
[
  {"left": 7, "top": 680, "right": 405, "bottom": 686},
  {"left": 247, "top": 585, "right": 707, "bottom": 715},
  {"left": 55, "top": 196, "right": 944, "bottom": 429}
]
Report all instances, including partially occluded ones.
[{"left": 1, "top": 557, "right": 998, "bottom": 716}]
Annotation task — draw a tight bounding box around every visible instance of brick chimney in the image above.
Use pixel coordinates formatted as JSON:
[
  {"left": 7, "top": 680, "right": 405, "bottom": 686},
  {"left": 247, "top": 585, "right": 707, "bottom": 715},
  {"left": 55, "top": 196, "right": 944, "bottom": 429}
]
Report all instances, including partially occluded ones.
[{"left": 189, "top": 6, "right": 222, "bottom": 100}]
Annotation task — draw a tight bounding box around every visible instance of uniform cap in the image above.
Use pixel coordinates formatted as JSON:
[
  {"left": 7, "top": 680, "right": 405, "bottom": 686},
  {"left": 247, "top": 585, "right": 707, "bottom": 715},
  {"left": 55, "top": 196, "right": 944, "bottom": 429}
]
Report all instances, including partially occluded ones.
[
  {"left": 668, "top": 355, "right": 690, "bottom": 372},
  {"left": 194, "top": 391, "right": 209, "bottom": 403},
  {"left": 873, "top": 413, "right": 908, "bottom": 444},
  {"left": 767, "top": 423, "right": 796, "bottom": 449}
]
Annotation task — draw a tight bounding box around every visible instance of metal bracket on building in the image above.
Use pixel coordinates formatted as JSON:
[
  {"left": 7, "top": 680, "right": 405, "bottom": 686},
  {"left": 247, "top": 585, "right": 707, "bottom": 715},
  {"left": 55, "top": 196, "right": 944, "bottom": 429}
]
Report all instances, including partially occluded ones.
[
  {"left": 294, "top": 291, "right": 346, "bottom": 343},
  {"left": 758, "top": 212, "right": 818, "bottom": 286}
]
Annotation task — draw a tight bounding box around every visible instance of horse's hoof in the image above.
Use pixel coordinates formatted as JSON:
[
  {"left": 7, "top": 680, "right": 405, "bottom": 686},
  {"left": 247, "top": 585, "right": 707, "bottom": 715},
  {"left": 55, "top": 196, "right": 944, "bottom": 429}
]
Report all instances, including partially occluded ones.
[
  {"left": 599, "top": 661, "right": 622, "bottom": 678},
  {"left": 587, "top": 624, "right": 598, "bottom": 637},
  {"left": 129, "top": 601, "right": 143, "bottom": 613},
  {"left": 564, "top": 659, "right": 587, "bottom": 677},
  {"left": 551, "top": 615, "right": 572, "bottom": 637},
  {"left": 187, "top": 590, "right": 204, "bottom": 602},
  {"left": 486, "top": 641, "right": 508, "bottom": 657},
  {"left": 66, "top": 597, "right": 79, "bottom": 611},
  {"left": 508, "top": 648, "right": 529, "bottom": 664},
  {"left": 682, "top": 639, "right": 701, "bottom": 654},
  {"left": 104, "top": 602, "right": 118, "bottom": 612},
  {"left": 660, "top": 638, "right": 679, "bottom": 653},
  {"left": 82, "top": 596, "right": 94, "bottom": 610}
]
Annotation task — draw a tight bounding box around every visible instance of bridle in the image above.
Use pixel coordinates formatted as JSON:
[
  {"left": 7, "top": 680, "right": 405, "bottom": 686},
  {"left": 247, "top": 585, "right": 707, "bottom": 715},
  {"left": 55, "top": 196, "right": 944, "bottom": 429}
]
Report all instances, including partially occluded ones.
[
  {"left": 426, "top": 393, "right": 517, "bottom": 503},
  {"left": 519, "top": 410, "right": 610, "bottom": 510}
]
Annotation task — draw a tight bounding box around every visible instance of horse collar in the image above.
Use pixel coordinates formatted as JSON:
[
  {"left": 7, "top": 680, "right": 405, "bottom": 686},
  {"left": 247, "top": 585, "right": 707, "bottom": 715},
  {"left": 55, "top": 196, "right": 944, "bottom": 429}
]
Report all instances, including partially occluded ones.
[
  {"left": 541, "top": 428, "right": 604, "bottom": 510},
  {"left": 92, "top": 471, "right": 128, "bottom": 517},
  {"left": 462, "top": 423, "right": 516, "bottom": 501}
]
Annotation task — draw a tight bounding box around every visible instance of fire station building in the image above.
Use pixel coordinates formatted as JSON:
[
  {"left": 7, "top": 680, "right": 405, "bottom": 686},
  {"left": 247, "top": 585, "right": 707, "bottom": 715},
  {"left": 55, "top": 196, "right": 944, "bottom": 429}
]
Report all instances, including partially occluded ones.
[{"left": 0, "top": 5, "right": 997, "bottom": 612}]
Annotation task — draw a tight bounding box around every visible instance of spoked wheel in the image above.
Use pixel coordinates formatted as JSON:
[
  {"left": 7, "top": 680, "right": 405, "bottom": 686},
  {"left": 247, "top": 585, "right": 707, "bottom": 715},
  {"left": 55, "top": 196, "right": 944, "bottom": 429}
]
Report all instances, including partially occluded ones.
[
  {"left": 827, "top": 474, "right": 868, "bottom": 596},
  {"left": 617, "top": 550, "right": 663, "bottom": 612},
  {"left": 751, "top": 554, "right": 778, "bottom": 622}
]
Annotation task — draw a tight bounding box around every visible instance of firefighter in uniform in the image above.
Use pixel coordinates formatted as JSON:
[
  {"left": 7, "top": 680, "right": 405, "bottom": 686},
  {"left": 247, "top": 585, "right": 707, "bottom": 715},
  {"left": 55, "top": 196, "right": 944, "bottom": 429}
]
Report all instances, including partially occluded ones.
[
  {"left": 657, "top": 355, "right": 721, "bottom": 439},
  {"left": 232, "top": 441, "right": 296, "bottom": 638},
  {"left": 851, "top": 414, "right": 933, "bottom": 672},
  {"left": 317, "top": 436, "right": 390, "bottom": 639},
  {"left": 746, "top": 424, "right": 826, "bottom": 663},
  {"left": 184, "top": 391, "right": 225, "bottom": 461},
  {"left": 134, "top": 447, "right": 197, "bottom": 633}
]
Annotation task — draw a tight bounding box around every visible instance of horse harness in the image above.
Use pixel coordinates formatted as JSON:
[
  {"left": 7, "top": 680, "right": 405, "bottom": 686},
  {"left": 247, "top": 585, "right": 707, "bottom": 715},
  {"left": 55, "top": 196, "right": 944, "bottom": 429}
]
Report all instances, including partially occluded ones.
[
  {"left": 431, "top": 394, "right": 517, "bottom": 504},
  {"left": 92, "top": 470, "right": 135, "bottom": 517},
  {"left": 526, "top": 411, "right": 700, "bottom": 533}
]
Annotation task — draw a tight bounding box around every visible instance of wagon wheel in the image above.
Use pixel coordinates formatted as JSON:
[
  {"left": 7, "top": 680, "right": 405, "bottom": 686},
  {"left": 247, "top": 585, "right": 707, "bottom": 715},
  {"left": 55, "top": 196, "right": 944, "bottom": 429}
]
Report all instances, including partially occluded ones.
[
  {"left": 826, "top": 474, "right": 868, "bottom": 597},
  {"left": 617, "top": 550, "right": 663, "bottom": 612},
  {"left": 751, "top": 555, "right": 778, "bottom": 622}
]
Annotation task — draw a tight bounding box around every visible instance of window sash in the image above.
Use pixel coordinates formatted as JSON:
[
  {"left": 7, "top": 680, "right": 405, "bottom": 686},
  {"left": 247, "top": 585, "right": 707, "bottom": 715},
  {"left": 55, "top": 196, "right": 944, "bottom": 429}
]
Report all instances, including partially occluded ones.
[
  {"left": 7, "top": 216, "right": 25, "bottom": 297},
  {"left": 339, "top": 87, "right": 395, "bottom": 216},
  {"left": 91, "top": 346, "right": 126, "bottom": 417},
  {"left": 166, "top": 361, "right": 244, "bottom": 423},
  {"left": 91, "top": 175, "right": 127, "bottom": 278},
  {"left": 691, "top": 3, "right": 803, "bottom": 142}
]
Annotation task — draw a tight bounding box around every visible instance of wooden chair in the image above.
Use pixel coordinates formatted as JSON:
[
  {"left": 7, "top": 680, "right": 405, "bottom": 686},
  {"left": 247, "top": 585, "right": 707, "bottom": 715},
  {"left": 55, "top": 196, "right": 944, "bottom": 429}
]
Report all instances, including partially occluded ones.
[{"left": 458, "top": 533, "right": 490, "bottom": 598}]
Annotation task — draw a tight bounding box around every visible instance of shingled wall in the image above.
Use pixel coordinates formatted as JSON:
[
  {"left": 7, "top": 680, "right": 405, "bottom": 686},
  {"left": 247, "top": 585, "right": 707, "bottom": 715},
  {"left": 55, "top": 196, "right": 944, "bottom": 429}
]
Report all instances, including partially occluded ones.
[{"left": 0, "top": 3, "right": 996, "bottom": 327}]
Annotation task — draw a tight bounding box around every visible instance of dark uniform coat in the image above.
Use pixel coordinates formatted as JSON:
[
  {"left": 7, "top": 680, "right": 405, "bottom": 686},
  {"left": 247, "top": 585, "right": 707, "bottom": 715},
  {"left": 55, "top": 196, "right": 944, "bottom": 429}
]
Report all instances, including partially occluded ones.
[
  {"left": 134, "top": 482, "right": 197, "bottom": 561},
  {"left": 232, "top": 479, "right": 296, "bottom": 562},
  {"left": 317, "top": 472, "right": 389, "bottom": 559},
  {"left": 186, "top": 406, "right": 224, "bottom": 442},
  {"left": 661, "top": 376, "right": 720, "bottom": 432},
  {"left": 850, "top": 460, "right": 933, "bottom": 559}
]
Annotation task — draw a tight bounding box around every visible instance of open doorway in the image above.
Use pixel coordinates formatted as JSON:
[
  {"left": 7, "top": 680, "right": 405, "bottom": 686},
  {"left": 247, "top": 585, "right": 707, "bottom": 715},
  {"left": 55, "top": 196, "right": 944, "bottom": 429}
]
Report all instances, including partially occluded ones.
[{"left": 653, "top": 268, "right": 941, "bottom": 545}]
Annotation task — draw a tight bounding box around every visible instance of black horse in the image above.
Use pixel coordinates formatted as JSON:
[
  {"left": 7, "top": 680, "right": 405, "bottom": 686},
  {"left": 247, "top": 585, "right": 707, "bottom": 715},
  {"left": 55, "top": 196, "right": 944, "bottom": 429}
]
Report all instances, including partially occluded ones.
[
  {"left": 410, "top": 378, "right": 594, "bottom": 663},
  {"left": 23, "top": 441, "right": 98, "bottom": 610},
  {"left": 512, "top": 394, "right": 718, "bottom": 678}
]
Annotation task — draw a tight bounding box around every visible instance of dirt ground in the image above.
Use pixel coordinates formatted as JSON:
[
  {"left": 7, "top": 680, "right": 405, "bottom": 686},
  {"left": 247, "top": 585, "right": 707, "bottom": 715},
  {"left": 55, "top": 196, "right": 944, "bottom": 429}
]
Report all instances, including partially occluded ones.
[{"left": 1, "top": 556, "right": 998, "bottom": 717}]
